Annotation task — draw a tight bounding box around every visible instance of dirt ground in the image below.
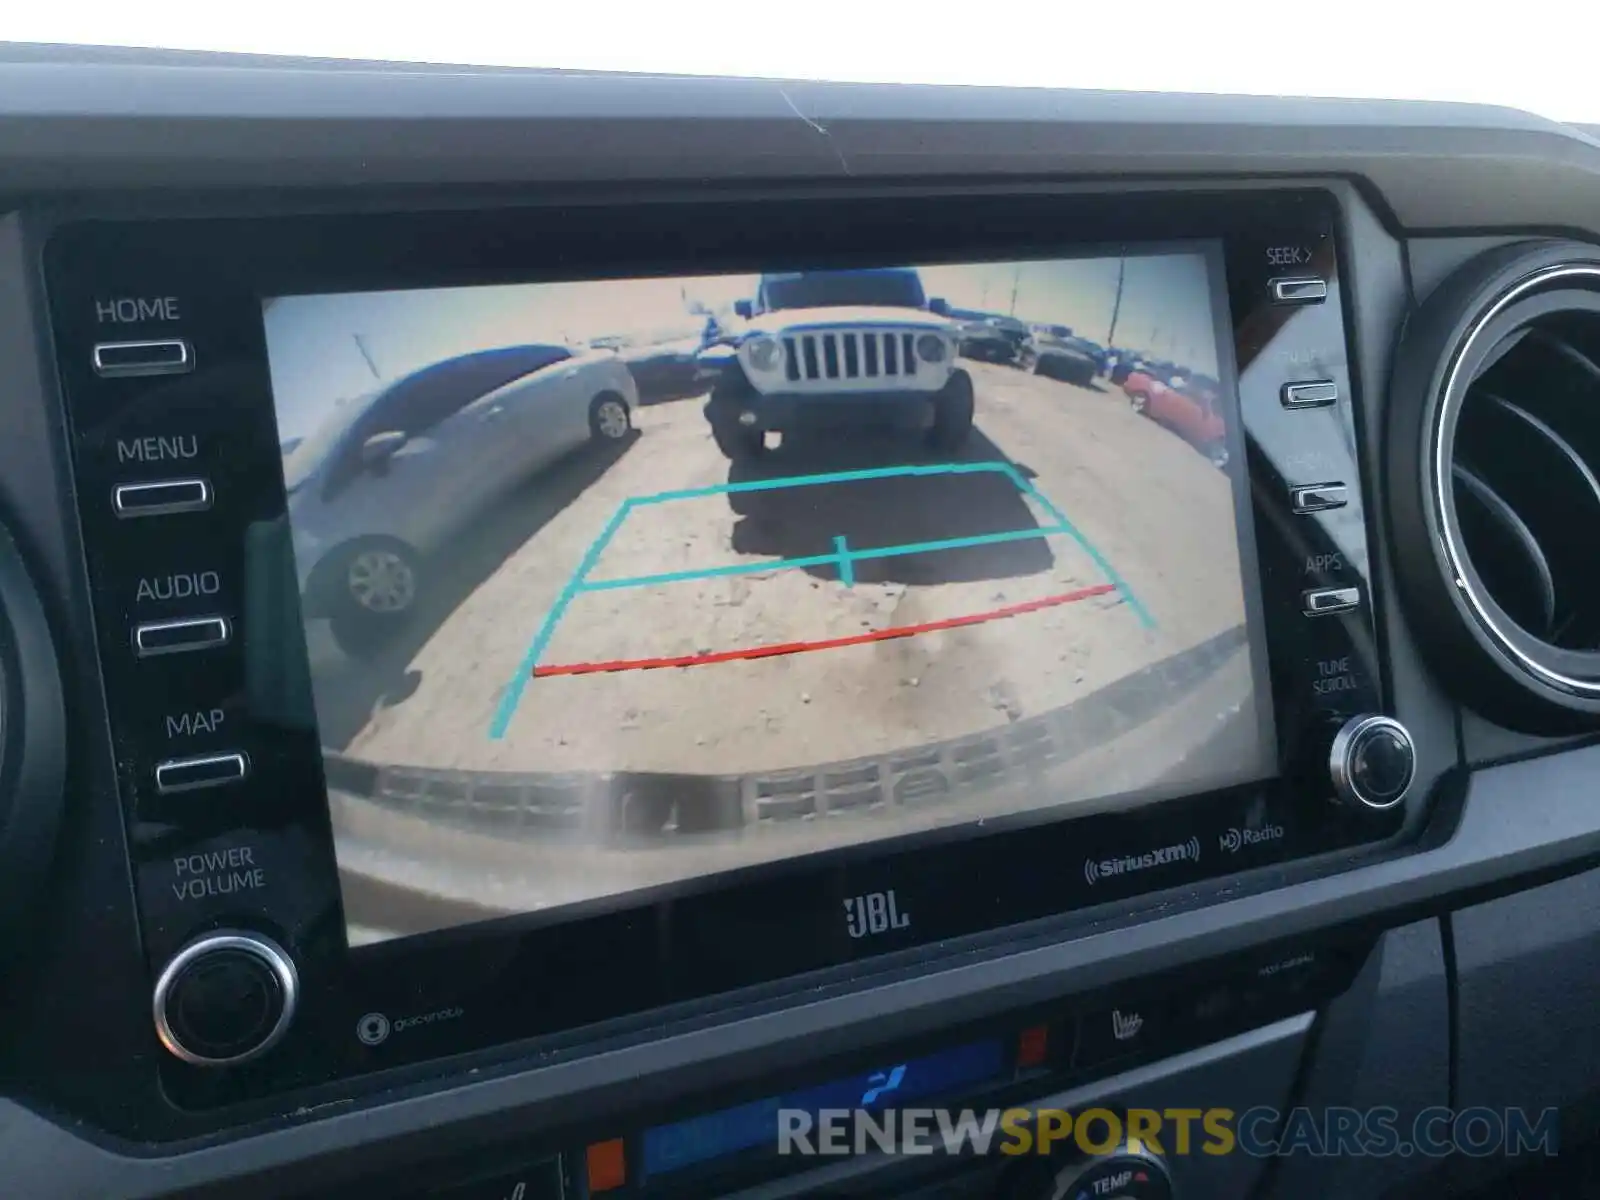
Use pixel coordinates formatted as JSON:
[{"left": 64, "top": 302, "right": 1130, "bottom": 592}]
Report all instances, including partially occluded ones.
[{"left": 318, "top": 363, "right": 1256, "bottom": 777}]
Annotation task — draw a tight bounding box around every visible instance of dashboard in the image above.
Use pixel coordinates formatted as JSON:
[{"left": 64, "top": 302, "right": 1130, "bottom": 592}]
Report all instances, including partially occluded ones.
[{"left": 5, "top": 41, "right": 1600, "bottom": 1200}]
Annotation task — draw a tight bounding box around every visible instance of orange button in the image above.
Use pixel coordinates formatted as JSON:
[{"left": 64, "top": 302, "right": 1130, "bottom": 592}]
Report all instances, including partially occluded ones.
[
  {"left": 1017, "top": 1024, "right": 1050, "bottom": 1069},
  {"left": 586, "top": 1138, "right": 627, "bottom": 1193}
]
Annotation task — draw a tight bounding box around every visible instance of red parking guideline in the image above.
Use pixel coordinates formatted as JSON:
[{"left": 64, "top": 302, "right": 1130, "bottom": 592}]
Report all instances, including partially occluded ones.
[{"left": 530, "top": 584, "right": 1117, "bottom": 679}]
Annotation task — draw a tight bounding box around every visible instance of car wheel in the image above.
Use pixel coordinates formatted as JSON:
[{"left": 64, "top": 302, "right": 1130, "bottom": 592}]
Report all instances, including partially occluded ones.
[
  {"left": 1129, "top": 391, "right": 1148, "bottom": 413},
  {"left": 710, "top": 421, "right": 766, "bottom": 461},
  {"left": 705, "top": 378, "right": 768, "bottom": 461},
  {"left": 326, "top": 539, "right": 420, "bottom": 658},
  {"left": 589, "top": 392, "right": 632, "bottom": 440},
  {"left": 1207, "top": 442, "right": 1230, "bottom": 469},
  {"left": 927, "top": 370, "right": 976, "bottom": 452}
]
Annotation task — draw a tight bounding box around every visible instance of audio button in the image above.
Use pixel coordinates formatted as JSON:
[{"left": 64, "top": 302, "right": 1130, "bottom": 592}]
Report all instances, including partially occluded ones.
[{"left": 133, "top": 615, "right": 231, "bottom": 657}]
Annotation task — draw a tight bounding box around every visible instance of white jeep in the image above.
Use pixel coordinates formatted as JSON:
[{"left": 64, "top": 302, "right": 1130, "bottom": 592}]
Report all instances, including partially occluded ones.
[{"left": 701, "top": 268, "right": 974, "bottom": 460}]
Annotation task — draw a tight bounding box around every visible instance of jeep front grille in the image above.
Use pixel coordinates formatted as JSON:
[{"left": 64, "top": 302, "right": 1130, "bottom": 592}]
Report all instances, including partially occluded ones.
[{"left": 784, "top": 331, "right": 920, "bottom": 383}]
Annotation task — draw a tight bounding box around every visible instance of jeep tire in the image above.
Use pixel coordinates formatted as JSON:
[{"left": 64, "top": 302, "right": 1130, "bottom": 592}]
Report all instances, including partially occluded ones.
[
  {"left": 710, "top": 421, "right": 766, "bottom": 461},
  {"left": 705, "top": 378, "right": 768, "bottom": 461},
  {"left": 927, "top": 369, "right": 976, "bottom": 452}
]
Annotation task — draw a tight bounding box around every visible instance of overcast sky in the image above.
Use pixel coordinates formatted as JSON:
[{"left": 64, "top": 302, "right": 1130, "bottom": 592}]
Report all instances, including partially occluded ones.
[{"left": 264, "top": 252, "right": 1218, "bottom": 440}]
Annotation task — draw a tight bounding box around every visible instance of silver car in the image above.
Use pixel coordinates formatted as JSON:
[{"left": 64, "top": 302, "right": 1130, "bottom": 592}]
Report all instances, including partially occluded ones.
[{"left": 284, "top": 343, "right": 638, "bottom": 655}]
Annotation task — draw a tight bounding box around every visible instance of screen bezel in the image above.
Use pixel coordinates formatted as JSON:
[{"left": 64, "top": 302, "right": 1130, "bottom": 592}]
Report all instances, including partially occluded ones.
[{"left": 44, "top": 185, "right": 1393, "bottom": 1111}]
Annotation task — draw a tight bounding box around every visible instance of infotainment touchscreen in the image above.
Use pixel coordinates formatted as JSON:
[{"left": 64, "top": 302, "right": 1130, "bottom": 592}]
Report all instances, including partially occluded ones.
[{"left": 262, "top": 249, "right": 1276, "bottom": 946}]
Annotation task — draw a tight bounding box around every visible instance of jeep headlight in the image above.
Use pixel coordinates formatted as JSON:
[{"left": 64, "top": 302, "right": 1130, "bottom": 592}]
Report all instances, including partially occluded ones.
[
  {"left": 916, "top": 334, "right": 948, "bottom": 364},
  {"left": 746, "top": 337, "right": 784, "bottom": 373}
]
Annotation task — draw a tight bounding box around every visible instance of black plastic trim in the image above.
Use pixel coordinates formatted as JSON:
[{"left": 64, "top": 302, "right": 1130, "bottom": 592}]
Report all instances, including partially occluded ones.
[
  {"left": 0, "top": 518, "right": 67, "bottom": 948},
  {"left": 0, "top": 49, "right": 1593, "bottom": 242},
  {"left": 28, "top": 182, "right": 1393, "bottom": 1128},
  {"left": 1479, "top": 390, "right": 1600, "bottom": 523},
  {"left": 6, "top": 743, "right": 1600, "bottom": 1197},
  {"left": 1450, "top": 463, "right": 1557, "bottom": 633}
]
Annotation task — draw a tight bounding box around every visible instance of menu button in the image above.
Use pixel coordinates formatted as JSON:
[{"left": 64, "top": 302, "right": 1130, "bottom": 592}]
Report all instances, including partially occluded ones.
[{"left": 114, "top": 479, "right": 212, "bottom": 518}]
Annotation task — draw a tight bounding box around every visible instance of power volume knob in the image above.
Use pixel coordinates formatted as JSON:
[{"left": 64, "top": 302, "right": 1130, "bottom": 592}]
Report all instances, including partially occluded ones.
[
  {"left": 152, "top": 932, "right": 298, "bottom": 1067},
  {"left": 1329, "top": 714, "right": 1416, "bottom": 812}
]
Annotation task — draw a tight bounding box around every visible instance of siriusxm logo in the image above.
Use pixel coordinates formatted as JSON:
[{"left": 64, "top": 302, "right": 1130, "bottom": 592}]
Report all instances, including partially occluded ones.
[{"left": 1083, "top": 837, "right": 1201, "bottom": 885}]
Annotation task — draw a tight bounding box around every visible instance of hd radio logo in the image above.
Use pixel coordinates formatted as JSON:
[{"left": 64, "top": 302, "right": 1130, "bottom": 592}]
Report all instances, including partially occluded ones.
[
  {"left": 1084, "top": 837, "right": 1200, "bottom": 885},
  {"left": 1219, "top": 824, "right": 1284, "bottom": 853}
]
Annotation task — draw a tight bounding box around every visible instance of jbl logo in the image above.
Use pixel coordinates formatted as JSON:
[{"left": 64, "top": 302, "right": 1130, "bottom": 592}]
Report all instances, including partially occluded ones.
[{"left": 844, "top": 890, "right": 910, "bottom": 939}]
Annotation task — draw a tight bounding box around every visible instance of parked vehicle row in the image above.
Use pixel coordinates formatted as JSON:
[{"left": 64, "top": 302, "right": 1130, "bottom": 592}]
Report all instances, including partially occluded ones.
[
  {"left": 1018, "top": 324, "right": 1103, "bottom": 385},
  {"left": 587, "top": 325, "right": 728, "bottom": 403},
  {"left": 286, "top": 344, "right": 640, "bottom": 655},
  {"left": 1121, "top": 365, "right": 1229, "bottom": 468},
  {"left": 578, "top": 289, "right": 1229, "bottom": 477},
  {"left": 952, "top": 313, "right": 1110, "bottom": 377}
]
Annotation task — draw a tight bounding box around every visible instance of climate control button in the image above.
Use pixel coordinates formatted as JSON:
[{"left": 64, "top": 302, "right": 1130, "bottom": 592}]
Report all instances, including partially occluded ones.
[
  {"left": 153, "top": 931, "right": 297, "bottom": 1066},
  {"left": 1004, "top": 1138, "right": 1173, "bottom": 1200}
]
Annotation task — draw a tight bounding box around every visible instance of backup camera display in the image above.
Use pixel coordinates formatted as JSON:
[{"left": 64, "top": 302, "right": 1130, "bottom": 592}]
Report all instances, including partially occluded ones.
[{"left": 263, "top": 249, "right": 1274, "bottom": 946}]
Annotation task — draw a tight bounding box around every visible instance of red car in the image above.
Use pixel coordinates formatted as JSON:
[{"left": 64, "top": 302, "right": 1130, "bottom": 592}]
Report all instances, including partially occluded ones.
[{"left": 1122, "top": 369, "right": 1229, "bottom": 467}]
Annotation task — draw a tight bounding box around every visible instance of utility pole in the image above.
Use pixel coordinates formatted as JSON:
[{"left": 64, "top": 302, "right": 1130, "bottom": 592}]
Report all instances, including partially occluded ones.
[
  {"left": 1009, "top": 264, "right": 1022, "bottom": 316},
  {"left": 353, "top": 334, "right": 382, "bottom": 381},
  {"left": 1107, "top": 256, "right": 1126, "bottom": 347}
]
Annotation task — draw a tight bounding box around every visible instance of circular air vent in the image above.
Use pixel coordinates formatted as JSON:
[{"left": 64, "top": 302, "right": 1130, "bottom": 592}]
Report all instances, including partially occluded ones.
[{"left": 1390, "top": 242, "right": 1600, "bottom": 732}]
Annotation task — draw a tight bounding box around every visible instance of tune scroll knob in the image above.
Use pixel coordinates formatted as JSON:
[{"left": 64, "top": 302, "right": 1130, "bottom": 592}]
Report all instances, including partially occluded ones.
[
  {"left": 152, "top": 931, "right": 298, "bottom": 1067},
  {"left": 1328, "top": 714, "right": 1416, "bottom": 813}
]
